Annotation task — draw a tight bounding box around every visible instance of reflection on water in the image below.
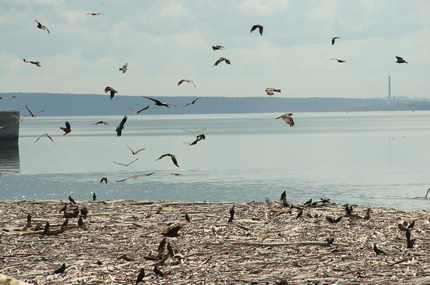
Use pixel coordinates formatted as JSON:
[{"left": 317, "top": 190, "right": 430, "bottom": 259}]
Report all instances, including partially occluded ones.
[{"left": 0, "top": 143, "right": 20, "bottom": 174}]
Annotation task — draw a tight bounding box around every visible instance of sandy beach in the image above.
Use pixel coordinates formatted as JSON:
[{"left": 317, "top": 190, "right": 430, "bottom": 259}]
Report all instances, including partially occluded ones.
[{"left": 1, "top": 198, "right": 430, "bottom": 284}]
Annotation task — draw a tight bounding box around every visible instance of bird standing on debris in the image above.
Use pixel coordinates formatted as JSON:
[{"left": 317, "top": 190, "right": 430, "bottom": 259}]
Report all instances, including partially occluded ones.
[
  {"left": 228, "top": 206, "right": 235, "bottom": 222},
  {"left": 135, "top": 268, "right": 145, "bottom": 284}
]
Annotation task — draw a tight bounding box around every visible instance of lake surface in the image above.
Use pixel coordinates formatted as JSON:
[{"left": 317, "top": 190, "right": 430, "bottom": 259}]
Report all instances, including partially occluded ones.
[{"left": 1, "top": 111, "right": 430, "bottom": 210}]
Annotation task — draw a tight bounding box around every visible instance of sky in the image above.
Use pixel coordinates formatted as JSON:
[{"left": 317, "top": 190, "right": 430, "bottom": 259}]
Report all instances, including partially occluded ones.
[{"left": 1, "top": 0, "right": 429, "bottom": 99}]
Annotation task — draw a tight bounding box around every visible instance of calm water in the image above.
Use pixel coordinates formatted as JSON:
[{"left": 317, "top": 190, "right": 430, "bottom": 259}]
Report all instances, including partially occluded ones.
[{"left": 1, "top": 111, "right": 430, "bottom": 210}]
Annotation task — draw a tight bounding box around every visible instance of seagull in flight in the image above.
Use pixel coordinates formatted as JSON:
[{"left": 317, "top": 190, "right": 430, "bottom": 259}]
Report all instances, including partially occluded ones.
[
  {"left": 331, "top": 58, "right": 347, "bottom": 63},
  {"left": 157, "top": 153, "right": 179, "bottom": 167},
  {"left": 127, "top": 145, "right": 146, "bottom": 155},
  {"left": 183, "top": 97, "right": 202, "bottom": 107},
  {"left": 116, "top": 172, "right": 154, "bottom": 182},
  {"left": 188, "top": 134, "right": 205, "bottom": 145},
  {"left": 113, "top": 157, "right": 139, "bottom": 167},
  {"left": 128, "top": 106, "right": 149, "bottom": 114},
  {"left": 250, "top": 24, "right": 263, "bottom": 36},
  {"left": 143, "top": 96, "right": 175, "bottom": 108},
  {"left": 182, "top": 128, "right": 207, "bottom": 135},
  {"left": 23, "top": 58, "right": 41, "bottom": 67},
  {"left": 214, "top": 57, "right": 231, "bottom": 66},
  {"left": 26, "top": 105, "right": 45, "bottom": 117},
  {"left": 85, "top": 12, "right": 103, "bottom": 16},
  {"left": 276, "top": 113, "right": 295, "bottom": 127},
  {"left": 116, "top": 116, "right": 127, "bottom": 136},
  {"left": 34, "top": 133, "right": 54, "bottom": 143},
  {"left": 395, "top": 56, "right": 408, "bottom": 64},
  {"left": 59, "top": 121, "right": 71, "bottom": 135},
  {"left": 93, "top": 121, "right": 109, "bottom": 125},
  {"left": 265, "top": 88, "right": 281, "bottom": 95},
  {"left": 331, "top": 37, "right": 341, "bottom": 45},
  {"left": 35, "top": 19, "right": 50, "bottom": 33},
  {"left": 105, "top": 86, "right": 118, "bottom": 100},
  {"left": 178, "top": 79, "right": 196, "bottom": 88},
  {"left": 119, "top": 63, "right": 128, "bottom": 73},
  {"left": 212, "top": 45, "right": 225, "bottom": 51}
]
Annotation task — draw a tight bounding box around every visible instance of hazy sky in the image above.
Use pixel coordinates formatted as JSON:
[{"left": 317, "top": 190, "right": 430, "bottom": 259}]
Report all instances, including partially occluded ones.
[{"left": 1, "top": 0, "right": 429, "bottom": 99}]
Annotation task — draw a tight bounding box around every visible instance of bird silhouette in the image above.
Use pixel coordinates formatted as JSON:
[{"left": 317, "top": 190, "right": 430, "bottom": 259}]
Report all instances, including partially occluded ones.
[
  {"left": 280, "top": 191, "right": 288, "bottom": 207},
  {"left": 105, "top": 86, "right": 118, "bottom": 100},
  {"left": 326, "top": 216, "right": 343, "bottom": 224},
  {"left": 265, "top": 88, "right": 281, "bottom": 95},
  {"left": 157, "top": 153, "right": 179, "bottom": 167},
  {"left": 184, "top": 213, "right": 191, "bottom": 223},
  {"left": 163, "top": 225, "right": 182, "bottom": 237},
  {"left": 99, "top": 177, "right": 107, "bottom": 184},
  {"left": 413, "top": 188, "right": 430, "bottom": 199},
  {"left": 59, "top": 121, "right": 71, "bottom": 135},
  {"left": 135, "top": 268, "right": 145, "bottom": 284},
  {"left": 331, "top": 36, "right": 341, "bottom": 45},
  {"left": 93, "top": 121, "right": 109, "bottom": 125},
  {"left": 178, "top": 79, "right": 196, "bottom": 88},
  {"left": 92, "top": 193, "right": 97, "bottom": 201},
  {"left": 43, "top": 221, "right": 50, "bottom": 234},
  {"left": 228, "top": 206, "right": 235, "bottom": 223},
  {"left": 119, "top": 63, "right": 128, "bottom": 73},
  {"left": 26, "top": 105, "right": 45, "bottom": 117},
  {"left": 69, "top": 196, "right": 76, "bottom": 205},
  {"left": 212, "top": 45, "right": 225, "bottom": 51},
  {"left": 188, "top": 134, "right": 206, "bottom": 145},
  {"left": 34, "top": 133, "right": 54, "bottom": 143},
  {"left": 250, "top": 24, "right": 263, "bottom": 36},
  {"left": 85, "top": 12, "right": 102, "bottom": 16},
  {"left": 127, "top": 145, "right": 146, "bottom": 155},
  {"left": 78, "top": 216, "right": 84, "bottom": 227},
  {"left": 167, "top": 242, "right": 174, "bottom": 257},
  {"left": 143, "top": 96, "right": 175, "bottom": 108},
  {"left": 157, "top": 238, "right": 167, "bottom": 256},
  {"left": 331, "top": 58, "right": 347, "bottom": 63},
  {"left": 276, "top": 113, "right": 294, "bottom": 127},
  {"left": 153, "top": 266, "right": 164, "bottom": 277},
  {"left": 373, "top": 244, "right": 386, "bottom": 255},
  {"left": 214, "top": 57, "right": 231, "bottom": 66},
  {"left": 116, "top": 172, "right": 154, "bottom": 182},
  {"left": 183, "top": 97, "right": 202, "bottom": 107},
  {"left": 116, "top": 115, "right": 127, "bottom": 136},
  {"left": 395, "top": 56, "right": 408, "bottom": 64},
  {"left": 128, "top": 106, "right": 149, "bottom": 114},
  {"left": 61, "top": 217, "right": 68, "bottom": 229},
  {"left": 113, "top": 157, "right": 139, "bottom": 167},
  {"left": 12, "top": 114, "right": 28, "bottom": 123},
  {"left": 53, "top": 263, "right": 66, "bottom": 274},
  {"left": 23, "top": 58, "right": 41, "bottom": 67},
  {"left": 182, "top": 128, "right": 207, "bottom": 135},
  {"left": 35, "top": 19, "right": 50, "bottom": 33}
]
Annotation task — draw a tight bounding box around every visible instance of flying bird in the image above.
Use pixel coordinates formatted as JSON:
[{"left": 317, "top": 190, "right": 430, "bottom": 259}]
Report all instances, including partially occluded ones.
[
  {"left": 157, "top": 153, "right": 179, "bottom": 167},
  {"left": 178, "top": 79, "right": 196, "bottom": 88},
  {"left": 276, "top": 113, "right": 295, "bottom": 127},
  {"left": 26, "top": 105, "right": 45, "bottom": 117},
  {"left": 0, "top": 96, "right": 16, "bottom": 101},
  {"left": 105, "top": 86, "right": 118, "bottom": 100},
  {"left": 265, "top": 88, "right": 281, "bottom": 95},
  {"left": 85, "top": 12, "right": 103, "bottom": 16},
  {"left": 182, "top": 128, "right": 207, "bottom": 135},
  {"left": 128, "top": 106, "right": 149, "bottom": 114},
  {"left": 34, "top": 133, "right": 54, "bottom": 143},
  {"left": 93, "top": 121, "right": 109, "bottom": 125},
  {"left": 212, "top": 45, "right": 225, "bottom": 51},
  {"left": 59, "top": 121, "right": 71, "bottom": 135},
  {"left": 53, "top": 263, "right": 66, "bottom": 274},
  {"left": 127, "top": 145, "right": 146, "bottom": 155},
  {"left": 413, "top": 188, "right": 430, "bottom": 199},
  {"left": 326, "top": 216, "right": 343, "bottom": 224},
  {"left": 331, "top": 58, "right": 347, "bottom": 63},
  {"left": 113, "top": 157, "right": 139, "bottom": 167},
  {"left": 184, "top": 97, "right": 202, "bottom": 107},
  {"left": 116, "top": 115, "right": 127, "bottom": 136},
  {"left": 188, "top": 134, "right": 206, "bottom": 145},
  {"left": 23, "top": 58, "right": 41, "bottom": 67},
  {"left": 331, "top": 37, "right": 341, "bottom": 45},
  {"left": 214, "top": 57, "right": 231, "bottom": 66},
  {"left": 250, "top": 24, "right": 264, "bottom": 36},
  {"left": 116, "top": 172, "right": 154, "bottom": 182},
  {"left": 395, "top": 56, "right": 408, "bottom": 64},
  {"left": 11, "top": 114, "right": 28, "bottom": 123},
  {"left": 35, "top": 19, "right": 50, "bottom": 33},
  {"left": 119, "top": 63, "right": 128, "bottom": 73},
  {"left": 143, "top": 96, "right": 175, "bottom": 108},
  {"left": 100, "top": 177, "right": 107, "bottom": 184}
]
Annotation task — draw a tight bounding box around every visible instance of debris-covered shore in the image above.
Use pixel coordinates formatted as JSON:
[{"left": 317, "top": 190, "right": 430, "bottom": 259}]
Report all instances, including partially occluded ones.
[{"left": 1, "top": 199, "right": 430, "bottom": 284}]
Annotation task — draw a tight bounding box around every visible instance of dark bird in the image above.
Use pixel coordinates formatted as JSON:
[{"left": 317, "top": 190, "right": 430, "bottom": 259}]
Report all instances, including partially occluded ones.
[
  {"left": 127, "top": 145, "right": 146, "bottom": 155},
  {"left": 373, "top": 244, "right": 386, "bottom": 255},
  {"left": 116, "top": 115, "right": 127, "bottom": 136},
  {"left": 143, "top": 96, "right": 175, "bottom": 108},
  {"left": 276, "top": 113, "right": 294, "bottom": 127},
  {"left": 119, "top": 63, "right": 128, "bottom": 73},
  {"left": 93, "top": 192, "right": 97, "bottom": 201},
  {"left": 113, "top": 157, "right": 139, "bottom": 167},
  {"left": 128, "top": 106, "right": 149, "bottom": 114},
  {"left": 214, "top": 57, "right": 231, "bottom": 66},
  {"left": 115, "top": 172, "right": 154, "bottom": 182},
  {"left": 35, "top": 19, "right": 50, "bottom": 33},
  {"left": 188, "top": 134, "right": 206, "bottom": 145},
  {"left": 344, "top": 204, "right": 354, "bottom": 216},
  {"left": 280, "top": 191, "right": 288, "bottom": 207},
  {"left": 53, "top": 263, "right": 66, "bottom": 274},
  {"left": 331, "top": 36, "right": 340, "bottom": 45},
  {"left": 26, "top": 213, "right": 32, "bottom": 225},
  {"left": 135, "top": 268, "right": 145, "bottom": 285},
  {"left": 228, "top": 206, "right": 235, "bottom": 223},
  {"left": 326, "top": 216, "right": 343, "bottom": 224},
  {"left": 100, "top": 177, "right": 107, "bottom": 184},
  {"left": 184, "top": 213, "right": 191, "bottom": 223},
  {"left": 183, "top": 97, "right": 202, "bottom": 107},
  {"left": 59, "top": 121, "right": 71, "bottom": 135},
  {"left": 23, "top": 58, "right": 41, "bottom": 67},
  {"left": 34, "top": 133, "right": 54, "bottom": 143},
  {"left": 178, "top": 79, "right": 196, "bottom": 88},
  {"left": 406, "top": 229, "right": 415, "bottom": 248},
  {"left": 296, "top": 207, "right": 304, "bottom": 219},
  {"left": 80, "top": 207, "right": 88, "bottom": 218},
  {"left": 212, "top": 45, "right": 225, "bottom": 51},
  {"left": 265, "top": 88, "right": 281, "bottom": 95},
  {"left": 78, "top": 216, "right": 84, "bottom": 227},
  {"left": 157, "top": 238, "right": 167, "bottom": 255},
  {"left": 163, "top": 225, "right": 182, "bottom": 237},
  {"left": 59, "top": 204, "right": 67, "bottom": 213},
  {"left": 93, "top": 121, "right": 109, "bottom": 125},
  {"left": 85, "top": 12, "right": 102, "bottom": 16},
  {"left": 105, "top": 86, "right": 118, "bottom": 100},
  {"left": 304, "top": 198, "right": 312, "bottom": 206},
  {"left": 167, "top": 242, "right": 174, "bottom": 257},
  {"left": 26, "top": 105, "right": 45, "bottom": 117},
  {"left": 395, "top": 56, "right": 408, "bottom": 64},
  {"left": 331, "top": 58, "right": 347, "bottom": 63},
  {"left": 43, "top": 221, "right": 50, "bottom": 234},
  {"left": 61, "top": 218, "right": 68, "bottom": 229},
  {"left": 364, "top": 208, "right": 371, "bottom": 220},
  {"left": 413, "top": 188, "right": 430, "bottom": 199},
  {"left": 326, "top": 237, "right": 335, "bottom": 245},
  {"left": 157, "top": 153, "right": 179, "bottom": 167},
  {"left": 153, "top": 266, "right": 164, "bottom": 277},
  {"left": 407, "top": 220, "right": 415, "bottom": 230},
  {"left": 69, "top": 196, "right": 76, "bottom": 205},
  {"left": 250, "top": 24, "right": 264, "bottom": 36}
]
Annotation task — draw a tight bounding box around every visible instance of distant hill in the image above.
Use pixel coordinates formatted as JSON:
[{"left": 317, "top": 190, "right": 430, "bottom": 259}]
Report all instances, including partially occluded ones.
[{"left": 1, "top": 92, "right": 430, "bottom": 116}]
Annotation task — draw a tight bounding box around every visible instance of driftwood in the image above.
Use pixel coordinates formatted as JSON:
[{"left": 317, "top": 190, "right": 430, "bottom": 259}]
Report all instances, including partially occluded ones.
[{"left": 1, "top": 199, "right": 430, "bottom": 284}]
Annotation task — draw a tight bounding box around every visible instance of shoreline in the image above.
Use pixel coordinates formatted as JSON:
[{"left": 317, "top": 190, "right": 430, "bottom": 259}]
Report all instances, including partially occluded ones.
[{"left": 1, "top": 199, "right": 430, "bottom": 284}]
